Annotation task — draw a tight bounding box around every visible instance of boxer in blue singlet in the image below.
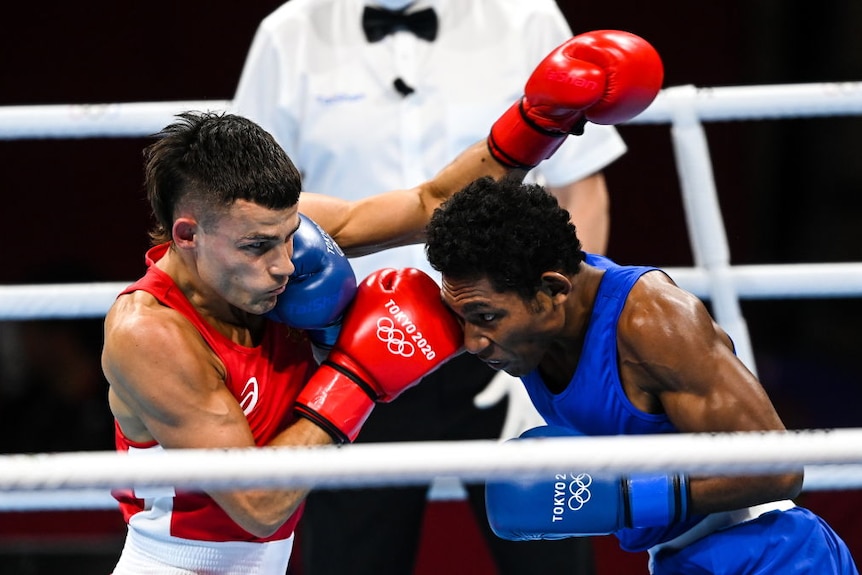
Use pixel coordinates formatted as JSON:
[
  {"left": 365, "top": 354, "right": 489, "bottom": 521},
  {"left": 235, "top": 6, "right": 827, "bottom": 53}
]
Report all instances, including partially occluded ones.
[{"left": 425, "top": 177, "right": 858, "bottom": 575}]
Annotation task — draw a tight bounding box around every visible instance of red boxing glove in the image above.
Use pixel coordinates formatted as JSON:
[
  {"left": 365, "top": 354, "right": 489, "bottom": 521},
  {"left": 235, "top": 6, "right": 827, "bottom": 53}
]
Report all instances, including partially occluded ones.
[
  {"left": 488, "top": 30, "right": 664, "bottom": 170},
  {"left": 294, "top": 268, "right": 463, "bottom": 443}
]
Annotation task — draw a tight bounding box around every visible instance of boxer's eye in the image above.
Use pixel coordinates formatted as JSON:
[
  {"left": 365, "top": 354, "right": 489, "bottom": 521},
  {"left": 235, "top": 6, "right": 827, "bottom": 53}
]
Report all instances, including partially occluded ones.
[{"left": 243, "top": 242, "right": 266, "bottom": 252}]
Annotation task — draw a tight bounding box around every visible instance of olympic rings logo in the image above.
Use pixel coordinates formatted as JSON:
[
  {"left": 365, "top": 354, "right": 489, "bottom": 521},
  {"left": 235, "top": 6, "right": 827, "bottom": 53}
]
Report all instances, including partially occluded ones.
[
  {"left": 552, "top": 472, "right": 593, "bottom": 521},
  {"left": 567, "top": 473, "right": 592, "bottom": 510},
  {"left": 376, "top": 317, "right": 415, "bottom": 357}
]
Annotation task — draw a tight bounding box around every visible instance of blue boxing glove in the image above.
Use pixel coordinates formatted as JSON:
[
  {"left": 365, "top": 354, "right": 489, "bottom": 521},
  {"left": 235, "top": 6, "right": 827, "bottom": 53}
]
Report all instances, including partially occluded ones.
[
  {"left": 267, "top": 213, "right": 357, "bottom": 352},
  {"left": 485, "top": 425, "right": 690, "bottom": 540}
]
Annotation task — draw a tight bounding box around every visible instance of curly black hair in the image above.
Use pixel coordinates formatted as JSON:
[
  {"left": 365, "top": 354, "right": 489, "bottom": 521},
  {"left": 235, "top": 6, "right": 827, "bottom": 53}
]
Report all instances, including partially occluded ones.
[
  {"left": 144, "top": 111, "right": 302, "bottom": 245},
  {"left": 425, "top": 176, "right": 584, "bottom": 300}
]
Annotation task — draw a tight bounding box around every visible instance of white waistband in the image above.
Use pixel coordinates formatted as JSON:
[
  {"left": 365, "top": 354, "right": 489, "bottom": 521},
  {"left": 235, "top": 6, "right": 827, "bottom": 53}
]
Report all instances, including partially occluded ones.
[
  {"left": 648, "top": 499, "right": 795, "bottom": 560},
  {"left": 112, "top": 526, "right": 294, "bottom": 575}
]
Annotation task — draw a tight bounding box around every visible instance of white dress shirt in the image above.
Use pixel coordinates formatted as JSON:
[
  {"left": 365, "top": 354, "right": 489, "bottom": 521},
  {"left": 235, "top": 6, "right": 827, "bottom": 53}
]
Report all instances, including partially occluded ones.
[{"left": 233, "top": 0, "right": 627, "bottom": 281}]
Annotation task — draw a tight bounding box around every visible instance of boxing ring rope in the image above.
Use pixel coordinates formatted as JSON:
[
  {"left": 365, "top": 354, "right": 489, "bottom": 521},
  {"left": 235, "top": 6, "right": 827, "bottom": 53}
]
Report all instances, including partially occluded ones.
[
  {"left": 1, "top": 431, "right": 862, "bottom": 511},
  {"left": 2, "top": 81, "right": 862, "bottom": 509},
  {"left": 4, "top": 83, "right": 861, "bottom": 140},
  {"left": 4, "top": 262, "right": 862, "bottom": 320},
  {"left": 0, "top": 100, "right": 232, "bottom": 140}
]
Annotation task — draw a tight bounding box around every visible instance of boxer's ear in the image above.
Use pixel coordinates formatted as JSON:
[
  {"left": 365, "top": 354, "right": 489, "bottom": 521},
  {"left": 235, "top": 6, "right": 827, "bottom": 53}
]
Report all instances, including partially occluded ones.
[
  {"left": 539, "top": 272, "right": 571, "bottom": 309},
  {"left": 172, "top": 217, "right": 197, "bottom": 247}
]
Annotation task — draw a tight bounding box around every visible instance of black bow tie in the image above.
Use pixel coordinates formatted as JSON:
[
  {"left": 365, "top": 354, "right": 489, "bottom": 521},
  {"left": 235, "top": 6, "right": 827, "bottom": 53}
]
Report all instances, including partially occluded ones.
[{"left": 362, "top": 6, "right": 438, "bottom": 43}]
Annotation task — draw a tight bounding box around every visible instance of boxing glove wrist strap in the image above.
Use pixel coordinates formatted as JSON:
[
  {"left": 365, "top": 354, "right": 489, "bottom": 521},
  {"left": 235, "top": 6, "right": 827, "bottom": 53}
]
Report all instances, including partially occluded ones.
[
  {"left": 305, "top": 317, "right": 344, "bottom": 350},
  {"left": 487, "top": 101, "right": 569, "bottom": 170},
  {"left": 624, "top": 473, "right": 690, "bottom": 528},
  {"left": 322, "top": 359, "right": 381, "bottom": 399},
  {"left": 516, "top": 100, "right": 587, "bottom": 137},
  {"left": 294, "top": 364, "right": 377, "bottom": 444}
]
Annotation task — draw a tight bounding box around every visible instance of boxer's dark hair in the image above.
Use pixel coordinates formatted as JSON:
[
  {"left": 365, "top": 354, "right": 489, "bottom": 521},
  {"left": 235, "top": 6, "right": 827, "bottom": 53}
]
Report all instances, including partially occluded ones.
[
  {"left": 426, "top": 176, "right": 584, "bottom": 301},
  {"left": 144, "top": 111, "right": 301, "bottom": 245}
]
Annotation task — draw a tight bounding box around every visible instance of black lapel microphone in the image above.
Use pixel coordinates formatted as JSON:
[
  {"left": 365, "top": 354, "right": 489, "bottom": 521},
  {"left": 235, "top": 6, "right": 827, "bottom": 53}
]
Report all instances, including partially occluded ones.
[{"left": 393, "top": 77, "right": 415, "bottom": 97}]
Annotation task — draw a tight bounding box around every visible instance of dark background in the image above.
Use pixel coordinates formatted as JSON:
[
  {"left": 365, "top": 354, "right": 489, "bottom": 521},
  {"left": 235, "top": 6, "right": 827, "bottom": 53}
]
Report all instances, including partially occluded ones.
[{"left": 0, "top": 1, "right": 860, "bottom": 573}]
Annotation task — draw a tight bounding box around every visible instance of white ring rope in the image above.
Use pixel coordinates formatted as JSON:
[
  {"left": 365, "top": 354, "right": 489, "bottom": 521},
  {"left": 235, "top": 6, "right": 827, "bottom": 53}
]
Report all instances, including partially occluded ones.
[
  {"left": 2, "top": 83, "right": 861, "bottom": 139},
  {"left": 638, "top": 82, "right": 862, "bottom": 122},
  {"left": 0, "top": 282, "right": 128, "bottom": 320},
  {"left": 4, "top": 263, "right": 862, "bottom": 320},
  {"left": 0, "top": 430, "right": 860, "bottom": 512},
  {"left": 0, "top": 100, "right": 231, "bottom": 140}
]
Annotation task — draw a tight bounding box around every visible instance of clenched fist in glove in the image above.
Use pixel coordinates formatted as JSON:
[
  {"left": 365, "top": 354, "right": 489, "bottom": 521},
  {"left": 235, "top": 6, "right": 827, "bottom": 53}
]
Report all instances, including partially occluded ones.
[
  {"left": 488, "top": 30, "right": 663, "bottom": 170},
  {"left": 267, "top": 213, "right": 356, "bottom": 356},
  {"left": 486, "top": 426, "right": 690, "bottom": 540},
  {"left": 294, "top": 268, "right": 463, "bottom": 443}
]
